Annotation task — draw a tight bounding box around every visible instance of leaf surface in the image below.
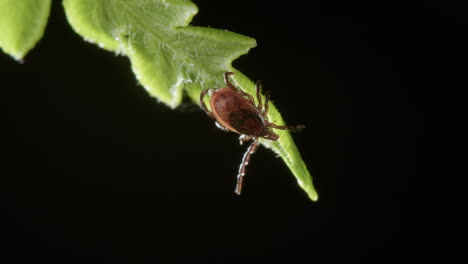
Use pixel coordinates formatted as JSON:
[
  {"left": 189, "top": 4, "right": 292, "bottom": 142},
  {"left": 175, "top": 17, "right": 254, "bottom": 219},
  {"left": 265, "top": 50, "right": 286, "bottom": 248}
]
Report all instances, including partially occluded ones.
[{"left": 63, "top": 0, "right": 318, "bottom": 201}]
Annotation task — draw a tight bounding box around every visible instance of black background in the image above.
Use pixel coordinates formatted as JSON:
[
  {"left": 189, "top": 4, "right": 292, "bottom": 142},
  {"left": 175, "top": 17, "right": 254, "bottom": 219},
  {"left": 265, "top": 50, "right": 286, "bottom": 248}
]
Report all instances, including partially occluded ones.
[{"left": 1, "top": 0, "right": 466, "bottom": 262}]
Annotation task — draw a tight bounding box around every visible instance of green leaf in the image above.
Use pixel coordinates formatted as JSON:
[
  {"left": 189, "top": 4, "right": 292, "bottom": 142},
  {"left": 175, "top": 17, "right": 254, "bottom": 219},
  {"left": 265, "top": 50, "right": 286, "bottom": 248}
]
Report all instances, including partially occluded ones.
[
  {"left": 0, "top": 0, "right": 51, "bottom": 60},
  {"left": 63, "top": 0, "right": 318, "bottom": 201}
]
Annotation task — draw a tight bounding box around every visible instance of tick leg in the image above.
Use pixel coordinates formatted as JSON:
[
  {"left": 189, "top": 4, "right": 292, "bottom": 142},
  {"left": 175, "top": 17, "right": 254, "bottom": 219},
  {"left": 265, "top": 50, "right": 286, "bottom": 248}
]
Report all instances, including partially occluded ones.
[
  {"left": 262, "top": 91, "right": 305, "bottom": 132},
  {"left": 235, "top": 138, "right": 259, "bottom": 195},
  {"left": 263, "top": 131, "right": 280, "bottom": 141},
  {"left": 239, "top": 134, "right": 253, "bottom": 145},
  {"left": 255, "top": 81, "right": 263, "bottom": 109},
  {"left": 262, "top": 90, "right": 271, "bottom": 118},
  {"left": 267, "top": 121, "right": 305, "bottom": 132},
  {"left": 200, "top": 88, "right": 214, "bottom": 118},
  {"left": 224, "top": 72, "right": 255, "bottom": 104},
  {"left": 224, "top": 72, "right": 234, "bottom": 85}
]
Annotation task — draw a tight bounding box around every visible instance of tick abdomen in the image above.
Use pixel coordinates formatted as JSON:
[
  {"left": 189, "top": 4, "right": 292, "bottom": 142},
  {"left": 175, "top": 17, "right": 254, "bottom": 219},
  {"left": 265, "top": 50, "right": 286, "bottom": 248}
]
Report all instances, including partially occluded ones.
[{"left": 228, "top": 109, "right": 264, "bottom": 135}]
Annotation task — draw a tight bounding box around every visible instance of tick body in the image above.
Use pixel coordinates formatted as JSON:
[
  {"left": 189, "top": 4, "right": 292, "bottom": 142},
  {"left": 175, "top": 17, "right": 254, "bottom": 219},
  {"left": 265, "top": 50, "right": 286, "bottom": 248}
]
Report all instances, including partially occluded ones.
[
  {"left": 210, "top": 88, "right": 265, "bottom": 137},
  {"left": 200, "top": 72, "right": 303, "bottom": 195}
]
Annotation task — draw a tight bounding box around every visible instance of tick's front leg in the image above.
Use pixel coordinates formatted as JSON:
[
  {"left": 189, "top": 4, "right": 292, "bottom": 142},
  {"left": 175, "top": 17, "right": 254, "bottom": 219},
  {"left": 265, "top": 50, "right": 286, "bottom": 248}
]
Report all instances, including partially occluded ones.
[
  {"left": 262, "top": 90, "right": 271, "bottom": 118},
  {"left": 224, "top": 72, "right": 255, "bottom": 104},
  {"left": 255, "top": 80, "right": 263, "bottom": 109},
  {"left": 239, "top": 134, "right": 253, "bottom": 145},
  {"left": 268, "top": 121, "right": 305, "bottom": 132}
]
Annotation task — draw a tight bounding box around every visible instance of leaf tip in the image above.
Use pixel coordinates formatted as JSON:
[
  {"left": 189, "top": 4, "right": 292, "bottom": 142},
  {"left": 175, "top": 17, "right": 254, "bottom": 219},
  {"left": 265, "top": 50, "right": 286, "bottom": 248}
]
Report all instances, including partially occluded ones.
[
  {"left": 0, "top": 46, "right": 25, "bottom": 62},
  {"left": 308, "top": 190, "right": 319, "bottom": 202},
  {"left": 296, "top": 178, "right": 319, "bottom": 202},
  {"left": 9, "top": 51, "right": 25, "bottom": 62}
]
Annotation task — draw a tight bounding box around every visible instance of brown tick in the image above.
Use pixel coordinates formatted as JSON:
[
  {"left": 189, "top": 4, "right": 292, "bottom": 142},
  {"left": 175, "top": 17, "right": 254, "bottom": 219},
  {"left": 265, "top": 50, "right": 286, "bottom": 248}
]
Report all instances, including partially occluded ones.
[{"left": 200, "top": 72, "right": 304, "bottom": 195}]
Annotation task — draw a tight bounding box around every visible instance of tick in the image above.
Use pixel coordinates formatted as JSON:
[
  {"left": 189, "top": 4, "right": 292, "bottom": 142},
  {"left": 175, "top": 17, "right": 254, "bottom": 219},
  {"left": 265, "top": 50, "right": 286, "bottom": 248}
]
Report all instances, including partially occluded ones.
[{"left": 200, "top": 72, "right": 304, "bottom": 195}]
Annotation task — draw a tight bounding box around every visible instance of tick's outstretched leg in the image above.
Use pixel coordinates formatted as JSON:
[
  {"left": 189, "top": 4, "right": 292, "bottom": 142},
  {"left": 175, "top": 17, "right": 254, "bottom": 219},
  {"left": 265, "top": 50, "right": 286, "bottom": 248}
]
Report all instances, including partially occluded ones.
[
  {"left": 267, "top": 122, "right": 305, "bottom": 132},
  {"left": 235, "top": 138, "right": 259, "bottom": 195},
  {"left": 255, "top": 81, "right": 263, "bottom": 109},
  {"left": 224, "top": 72, "right": 255, "bottom": 104},
  {"left": 261, "top": 88, "right": 304, "bottom": 132},
  {"left": 262, "top": 90, "right": 271, "bottom": 118},
  {"left": 200, "top": 88, "right": 214, "bottom": 118}
]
